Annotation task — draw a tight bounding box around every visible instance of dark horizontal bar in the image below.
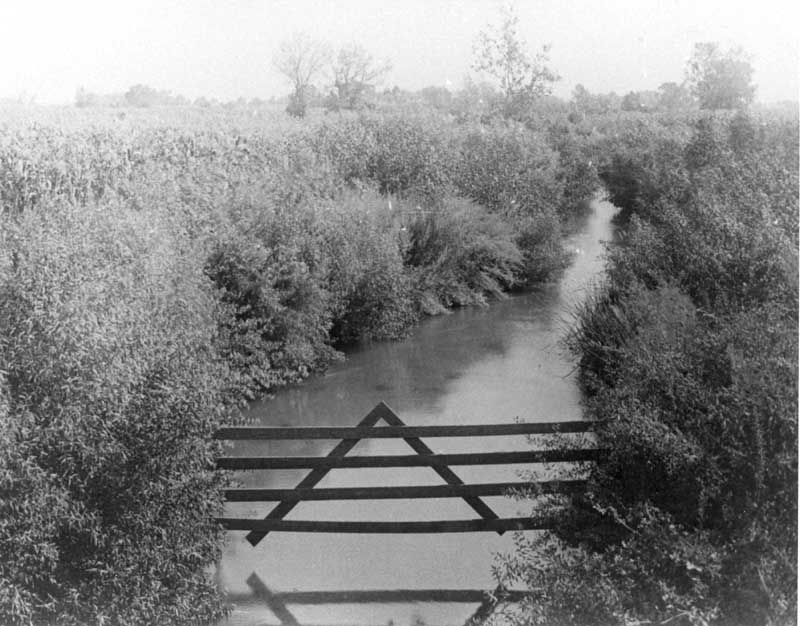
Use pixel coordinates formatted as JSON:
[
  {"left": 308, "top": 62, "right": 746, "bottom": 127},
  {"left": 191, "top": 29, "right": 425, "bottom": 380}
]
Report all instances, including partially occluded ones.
[
  {"left": 216, "top": 516, "right": 560, "bottom": 533},
  {"left": 227, "top": 588, "right": 533, "bottom": 604},
  {"left": 217, "top": 448, "right": 602, "bottom": 470},
  {"left": 215, "top": 421, "right": 595, "bottom": 440},
  {"left": 224, "top": 480, "right": 586, "bottom": 501}
]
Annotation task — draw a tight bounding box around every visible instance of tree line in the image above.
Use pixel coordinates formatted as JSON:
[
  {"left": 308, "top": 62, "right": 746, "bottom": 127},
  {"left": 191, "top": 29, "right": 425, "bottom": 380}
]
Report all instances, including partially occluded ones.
[{"left": 71, "top": 8, "right": 760, "bottom": 119}]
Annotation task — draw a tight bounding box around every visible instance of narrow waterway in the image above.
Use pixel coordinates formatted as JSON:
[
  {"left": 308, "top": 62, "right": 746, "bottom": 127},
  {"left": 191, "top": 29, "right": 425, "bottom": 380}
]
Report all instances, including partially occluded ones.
[{"left": 218, "top": 197, "right": 617, "bottom": 626}]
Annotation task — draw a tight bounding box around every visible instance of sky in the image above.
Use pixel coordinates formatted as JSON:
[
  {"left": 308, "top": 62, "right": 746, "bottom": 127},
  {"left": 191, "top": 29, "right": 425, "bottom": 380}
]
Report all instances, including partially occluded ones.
[{"left": 0, "top": 0, "right": 797, "bottom": 105}]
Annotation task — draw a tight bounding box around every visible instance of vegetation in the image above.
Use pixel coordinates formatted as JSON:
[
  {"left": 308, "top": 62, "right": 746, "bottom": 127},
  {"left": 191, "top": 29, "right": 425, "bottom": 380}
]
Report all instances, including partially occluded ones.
[
  {"left": 0, "top": 97, "right": 597, "bottom": 623},
  {"left": 328, "top": 43, "right": 392, "bottom": 111},
  {"left": 686, "top": 43, "right": 757, "bottom": 110},
  {"left": 472, "top": 4, "right": 559, "bottom": 121},
  {"left": 497, "top": 109, "right": 798, "bottom": 626},
  {"left": 273, "top": 33, "right": 331, "bottom": 117},
  {"left": 1, "top": 5, "right": 795, "bottom": 621},
  {"left": 0, "top": 203, "right": 237, "bottom": 625}
]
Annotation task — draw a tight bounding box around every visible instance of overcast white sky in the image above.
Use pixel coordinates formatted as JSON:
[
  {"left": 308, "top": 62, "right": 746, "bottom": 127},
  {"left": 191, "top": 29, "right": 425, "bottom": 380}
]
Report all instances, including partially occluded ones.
[{"left": 0, "top": 0, "right": 797, "bottom": 104}]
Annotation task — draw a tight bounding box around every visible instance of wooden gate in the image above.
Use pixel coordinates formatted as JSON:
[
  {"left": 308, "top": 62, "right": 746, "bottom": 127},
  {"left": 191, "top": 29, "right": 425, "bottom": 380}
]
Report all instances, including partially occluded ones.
[{"left": 213, "top": 401, "right": 600, "bottom": 624}]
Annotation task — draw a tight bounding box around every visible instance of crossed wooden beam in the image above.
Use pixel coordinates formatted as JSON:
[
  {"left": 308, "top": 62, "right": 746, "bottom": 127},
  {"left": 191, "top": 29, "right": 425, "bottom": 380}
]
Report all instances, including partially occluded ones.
[
  {"left": 214, "top": 401, "right": 598, "bottom": 543},
  {"left": 214, "top": 403, "right": 599, "bottom": 624}
]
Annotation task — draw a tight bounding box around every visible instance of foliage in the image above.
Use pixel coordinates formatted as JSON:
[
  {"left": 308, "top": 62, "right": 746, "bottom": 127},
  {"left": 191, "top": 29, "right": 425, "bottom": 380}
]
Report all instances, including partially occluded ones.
[
  {"left": 595, "top": 112, "right": 695, "bottom": 222},
  {"left": 318, "top": 191, "right": 418, "bottom": 344},
  {"left": 124, "top": 84, "right": 182, "bottom": 108},
  {"left": 496, "top": 504, "right": 722, "bottom": 626},
  {"left": 472, "top": 5, "right": 559, "bottom": 121},
  {"left": 273, "top": 33, "right": 331, "bottom": 117},
  {"left": 328, "top": 43, "right": 391, "bottom": 111},
  {"left": 0, "top": 202, "right": 237, "bottom": 625},
  {"left": 503, "top": 109, "right": 798, "bottom": 626},
  {"left": 658, "top": 81, "right": 695, "bottom": 113},
  {"left": 402, "top": 195, "right": 523, "bottom": 310},
  {"left": 686, "top": 42, "right": 756, "bottom": 110},
  {"left": 0, "top": 102, "right": 602, "bottom": 622},
  {"left": 571, "top": 84, "right": 621, "bottom": 116},
  {"left": 362, "top": 115, "right": 455, "bottom": 200},
  {"left": 454, "top": 120, "right": 563, "bottom": 215}
]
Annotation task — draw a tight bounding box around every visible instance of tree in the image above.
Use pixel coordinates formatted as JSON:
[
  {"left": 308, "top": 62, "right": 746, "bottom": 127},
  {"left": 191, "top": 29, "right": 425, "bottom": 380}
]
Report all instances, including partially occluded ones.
[
  {"left": 123, "top": 85, "right": 183, "bottom": 107},
  {"left": 621, "top": 90, "right": 658, "bottom": 112},
  {"left": 124, "top": 84, "right": 161, "bottom": 107},
  {"left": 452, "top": 75, "right": 500, "bottom": 122},
  {"left": 273, "top": 33, "right": 330, "bottom": 117},
  {"left": 419, "top": 85, "right": 453, "bottom": 111},
  {"left": 571, "top": 84, "right": 621, "bottom": 116},
  {"left": 656, "top": 81, "right": 694, "bottom": 112},
  {"left": 686, "top": 42, "right": 756, "bottom": 110},
  {"left": 328, "top": 43, "right": 391, "bottom": 111},
  {"left": 472, "top": 4, "right": 559, "bottom": 121}
]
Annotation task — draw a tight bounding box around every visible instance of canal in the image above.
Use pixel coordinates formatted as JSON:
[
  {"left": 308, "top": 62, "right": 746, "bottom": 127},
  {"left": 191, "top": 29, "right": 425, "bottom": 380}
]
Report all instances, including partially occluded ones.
[{"left": 218, "top": 196, "right": 617, "bottom": 626}]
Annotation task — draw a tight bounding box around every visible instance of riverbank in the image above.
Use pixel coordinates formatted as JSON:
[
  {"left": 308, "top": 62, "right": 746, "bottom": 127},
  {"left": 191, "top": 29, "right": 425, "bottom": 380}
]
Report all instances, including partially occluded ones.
[
  {"left": 497, "top": 109, "right": 799, "bottom": 626},
  {"left": 0, "top": 106, "right": 599, "bottom": 625}
]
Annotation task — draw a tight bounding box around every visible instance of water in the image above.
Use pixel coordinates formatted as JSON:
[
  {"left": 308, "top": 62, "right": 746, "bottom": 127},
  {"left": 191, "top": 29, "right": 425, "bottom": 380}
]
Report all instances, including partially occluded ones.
[{"left": 218, "top": 198, "right": 617, "bottom": 626}]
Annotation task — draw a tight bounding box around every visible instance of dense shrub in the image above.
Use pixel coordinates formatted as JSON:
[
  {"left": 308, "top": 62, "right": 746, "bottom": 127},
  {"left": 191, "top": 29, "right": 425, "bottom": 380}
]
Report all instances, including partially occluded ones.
[
  {"left": 204, "top": 192, "right": 338, "bottom": 394},
  {"left": 503, "top": 110, "right": 798, "bottom": 626},
  {"left": 453, "top": 121, "right": 563, "bottom": 216},
  {"left": 452, "top": 122, "right": 573, "bottom": 282},
  {"left": 0, "top": 103, "right": 602, "bottom": 623},
  {"left": 0, "top": 203, "right": 237, "bottom": 625},
  {"left": 360, "top": 115, "right": 454, "bottom": 200},
  {"left": 548, "top": 123, "right": 601, "bottom": 218},
  {"left": 595, "top": 113, "right": 694, "bottom": 223},
  {"left": 318, "top": 192, "right": 418, "bottom": 344},
  {"left": 402, "top": 195, "right": 523, "bottom": 311}
]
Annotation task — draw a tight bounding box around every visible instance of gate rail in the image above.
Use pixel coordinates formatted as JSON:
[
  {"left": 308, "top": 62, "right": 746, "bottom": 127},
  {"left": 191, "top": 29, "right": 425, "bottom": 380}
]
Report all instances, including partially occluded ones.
[{"left": 214, "top": 401, "right": 600, "bottom": 544}]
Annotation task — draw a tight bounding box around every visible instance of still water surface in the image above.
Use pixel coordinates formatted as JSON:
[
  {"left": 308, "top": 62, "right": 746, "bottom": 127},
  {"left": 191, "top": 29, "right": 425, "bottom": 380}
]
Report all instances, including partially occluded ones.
[{"left": 218, "top": 198, "right": 616, "bottom": 626}]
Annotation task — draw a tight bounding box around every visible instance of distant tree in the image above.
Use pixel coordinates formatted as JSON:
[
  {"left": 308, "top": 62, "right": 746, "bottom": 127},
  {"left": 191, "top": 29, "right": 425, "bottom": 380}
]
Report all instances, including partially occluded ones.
[
  {"left": 621, "top": 90, "right": 658, "bottom": 112},
  {"left": 124, "top": 84, "right": 161, "bottom": 107},
  {"left": 472, "top": 4, "right": 559, "bottom": 121},
  {"left": 571, "top": 84, "right": 621, "bottom": 116},
  {"left": 452, "top": 75, "right": 500, "bottom": 122},
  {"left": 327, "top": 43, "right": 391, "bottom": 111},
  {"left": 123, "top": 85, "right": 185, "bottom": 107},
  {"left": 273, "top": 33, "right": 330, "bottom": 117},
  {"left": 419, "top": 85, "right": 453, "bottom": 111},
  {"left": 656, "top": 81, "right": 694, "bottom": 112},
  {"left": 571, "top": 84, "right": 592, "bottom": 111},
  {"left": 75, "top": 86, "right": 99, "bottom": 108},
  {"left": 686, "top": 42, "right": 756, "bottom": 110}
]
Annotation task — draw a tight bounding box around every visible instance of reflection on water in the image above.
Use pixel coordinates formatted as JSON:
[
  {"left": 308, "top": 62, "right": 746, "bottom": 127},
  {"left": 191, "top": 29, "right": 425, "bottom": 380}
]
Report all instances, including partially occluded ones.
[{"left": 218, "top": 198, "right": 617, "bottom": 626}]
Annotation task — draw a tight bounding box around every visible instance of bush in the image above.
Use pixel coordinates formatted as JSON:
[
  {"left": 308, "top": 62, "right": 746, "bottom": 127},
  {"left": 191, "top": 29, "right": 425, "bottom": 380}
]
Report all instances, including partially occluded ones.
[
  {"left": 319, "top": 191, "right": 418, "bottom": 344},
  {"left": 453, "top": 121, "right": 563, "bottom": 217},
  {"left": 509, "top": 110, "right": 799, "bottom": 626},
  {"left": 364, "top": 115, "right": 454, "bottom": 200},
  {"left": 0, "top": 202, "right": 236, "bottom": 625},
  {"left": 0, "top": 104, "right": 605, "bottom": 623},
  {"left": 497, "top": 504, "right": 722, "bottom": 626},
  {"left": 595, "top": 113, "right": 694, "bottom": 223},
  {"left": 205, "top": 198, "right": 338, "bottom": 394},
  {"left": 402, "top": 195, "right": 523, "bottom": 310}
]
